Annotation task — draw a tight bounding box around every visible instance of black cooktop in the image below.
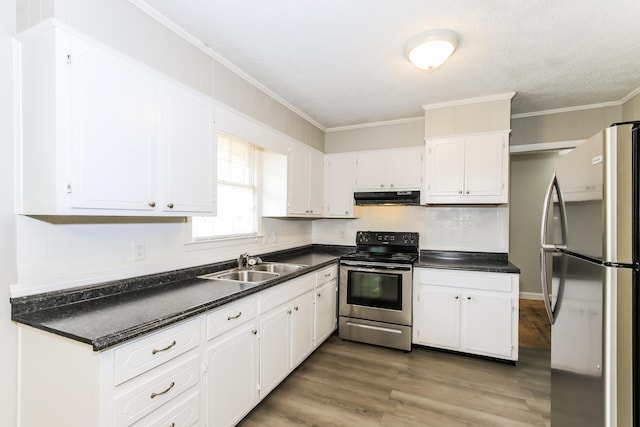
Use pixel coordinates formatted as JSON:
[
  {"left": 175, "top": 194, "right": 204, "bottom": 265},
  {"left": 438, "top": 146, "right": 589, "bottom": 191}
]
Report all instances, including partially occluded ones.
[{"left": 341, "top": 231, "right": 419, "bottom": 264}]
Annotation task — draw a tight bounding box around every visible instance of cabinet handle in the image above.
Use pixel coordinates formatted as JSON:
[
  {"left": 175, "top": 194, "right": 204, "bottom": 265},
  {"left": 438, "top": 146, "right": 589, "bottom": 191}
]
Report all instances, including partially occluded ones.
[
  {"left": 457, "top": 190, "right": 462, "bottom": 195},
  {"left": 345, "top": 211, "right": 348, "bottom": 214},
  {"left": 317, "top": 293, "right": 322, "bottom": 297},
  {"left": 465, "top": 190, "right": 470, "bottom": 195},
  {"left": 325, "top": 273, "right": 331, "bottom": 277},
  {"left": 380, "top": 184, "right": 384, "bottom": 188},
  {"left": 169, "top": 424, "right": 175, "bottom": 427},
  {"left": 390, "top": 184, "right": 394, "bottom": 188},
  {"left": 294, "top": 306, "right": 299, "bottom": 311},
  {"left": 454, "top": 295, "right": 459, "bottom": 299},
  {"left": 150, "top": 381, "right": 175, "bottom": 399},
  {"left": 148, "top": 201, "right": 156, "bottom": 207},
  {"left": 227, "top": 312, "right": 242, "bottom": 320},
  {"left": 467, "top": 296, "right": 471, "bottom": 300},
  {"left": 151, "top": 340, "right": 176, "bottom": 355},
  {"left": 167, "top": 202, "right": 174, "bottom": 209},
  {"left": 251, "top": 329, "right": 257, "bottom": 335},
  {"left": 287, "top": 309, "right": 292, "bottom": 314}
]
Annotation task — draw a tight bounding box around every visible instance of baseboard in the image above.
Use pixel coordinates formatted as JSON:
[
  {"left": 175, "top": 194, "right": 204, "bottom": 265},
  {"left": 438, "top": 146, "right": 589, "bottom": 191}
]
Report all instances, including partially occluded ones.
[{"left": 519, "top": 292, "right": 543, "bottom": 301}]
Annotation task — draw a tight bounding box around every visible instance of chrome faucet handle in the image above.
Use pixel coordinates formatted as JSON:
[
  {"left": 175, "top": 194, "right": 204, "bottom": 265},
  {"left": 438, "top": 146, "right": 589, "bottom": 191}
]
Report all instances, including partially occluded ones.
[
  {"left": 247, "top": 256, "right": 262, "bottom": 268},
  {"left": 237, "top": 253, "right": 249, "bottom": 268}
]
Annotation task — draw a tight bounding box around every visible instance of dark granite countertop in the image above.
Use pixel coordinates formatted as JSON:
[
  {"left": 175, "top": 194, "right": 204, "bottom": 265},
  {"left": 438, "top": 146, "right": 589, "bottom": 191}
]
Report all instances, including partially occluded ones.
[
  {"left": 415, "top": 250, "right": 520, "bottom": 274},
  {"left": 11, "top": 245, "right": 352, "bottom": 351}
]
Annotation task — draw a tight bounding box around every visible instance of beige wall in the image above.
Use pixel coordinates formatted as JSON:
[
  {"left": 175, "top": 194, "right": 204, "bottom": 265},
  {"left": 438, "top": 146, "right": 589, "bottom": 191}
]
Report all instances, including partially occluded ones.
[
  {"left": 16, "top": 0, "right": 325, "bottom": 151},
  {"left": 509, "top": 152, "right": 558, "bottom": 296},
  {"left": 324, "top": 119, "right": 424, "bottom": 153},
  {"left": 1, "top": 0, "right": 17, "bottom": 425},
  {"left": 622, "top": 91, "right": 640, "bottom": 121},
  {"left": 510, "top": 106, "right": 622, "bottom": 146},
  {"left": 424, "top": 98, "right": 512, "bottom": 137}
]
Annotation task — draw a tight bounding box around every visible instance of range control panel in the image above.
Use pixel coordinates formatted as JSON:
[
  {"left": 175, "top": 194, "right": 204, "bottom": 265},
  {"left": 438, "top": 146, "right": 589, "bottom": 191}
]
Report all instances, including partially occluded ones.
[{"left": 356, "top": 231, "right": 419, "bottom": 247}]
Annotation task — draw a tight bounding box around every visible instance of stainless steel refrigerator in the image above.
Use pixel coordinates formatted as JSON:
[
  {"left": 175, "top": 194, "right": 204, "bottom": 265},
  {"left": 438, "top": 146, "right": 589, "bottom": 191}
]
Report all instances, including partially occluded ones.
[{"left": 540, "top": 121, "right": 639, "bottom": 426}]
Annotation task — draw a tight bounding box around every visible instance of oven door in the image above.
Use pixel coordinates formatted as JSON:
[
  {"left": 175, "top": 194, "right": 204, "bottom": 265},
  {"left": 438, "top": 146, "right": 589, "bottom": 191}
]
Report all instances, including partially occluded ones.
[{"left": 339, "top": 261, "right": 412, "bottom": 326}]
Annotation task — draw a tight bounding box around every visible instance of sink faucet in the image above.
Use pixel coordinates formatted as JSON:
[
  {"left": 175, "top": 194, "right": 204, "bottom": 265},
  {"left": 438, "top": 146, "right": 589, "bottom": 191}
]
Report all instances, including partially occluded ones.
[
  {"left": 237, "top": 253, "right": 262, "bottom": 269},
  {"left": 237, "top": 253, "right": 249, "bottom": 269}
]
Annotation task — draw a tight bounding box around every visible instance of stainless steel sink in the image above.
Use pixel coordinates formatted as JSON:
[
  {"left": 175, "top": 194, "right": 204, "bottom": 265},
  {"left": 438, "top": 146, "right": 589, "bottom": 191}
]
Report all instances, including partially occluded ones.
[
  {"left": 250, "top": 262, "right": 306, "bottom": 274},
  {"left": 198, "top": 262, "right": 307, "bottom": 283},
  {"left": 199, "top": 269, "right": 279, "bottom": 283}
]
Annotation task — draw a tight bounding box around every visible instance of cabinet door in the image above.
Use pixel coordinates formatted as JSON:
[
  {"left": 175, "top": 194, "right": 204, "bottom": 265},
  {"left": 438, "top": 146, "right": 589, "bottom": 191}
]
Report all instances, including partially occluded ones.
[
  {"left": 425, "top": 139, "right": 465, "bottom": 198},
  {"left": 353, "top": 151, "right": 387, "bottom": 190},
  {"left": 206, "top": 321, "right": 258, "bottom": 427},
  {"left": 259, "top": 305, "right": 292, "bottom": 398},
  {"left": 324, "top": 153, "right": 353, "bottom": 217},
  {"left": 315, "top": 280, "right": 337, "bottom": 345},
  {"left": 287, "top": 142, "right": 309, "bottom": 215},
  {"left": 387, "top": 148, "right": 423, "bottom": 190},
  {"left": 162, "top": 83, "right": 217, "bottom": 214},
  {"left": 68, "top": 36, "right": 157, "bottom": 211},
  {"left": 307, "top": 148, "right": 324, "bottom": 216},
  {"left": 464, "top": 135, "right": 505, "bottom": 197},
  {"left": 463, "top": 292, "right": 513, "bottom": 358},
  {"left": 291, "top": 291, "right": 315, "bottom": 366},
  {"left": 414, "top": 285, "right": 461, "bottom": 349}
]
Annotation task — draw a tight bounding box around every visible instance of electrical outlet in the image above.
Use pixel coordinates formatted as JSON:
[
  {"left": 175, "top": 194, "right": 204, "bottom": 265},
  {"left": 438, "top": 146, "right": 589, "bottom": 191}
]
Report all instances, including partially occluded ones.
[{"left": 133, "top": 241, "right": 145, "bottom": 261}]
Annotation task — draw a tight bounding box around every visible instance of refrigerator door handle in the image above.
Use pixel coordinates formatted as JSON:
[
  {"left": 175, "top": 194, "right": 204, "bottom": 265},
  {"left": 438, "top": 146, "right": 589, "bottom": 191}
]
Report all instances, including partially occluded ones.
[
  {"left": 540, "top": 173, "right": 568, "bottom": 250},
  {"left": 540, "top": 247, "right": 558, "bottom": 325},
  {"left": 540, "top": 174, "right": 568, "bottom": 325}
]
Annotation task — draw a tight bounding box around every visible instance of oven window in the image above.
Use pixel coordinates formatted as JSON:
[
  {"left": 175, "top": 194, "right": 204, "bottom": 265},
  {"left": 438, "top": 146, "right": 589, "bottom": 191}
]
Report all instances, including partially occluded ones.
[{"left": 347, "top": 271, "right": 402, "bottom": 310}]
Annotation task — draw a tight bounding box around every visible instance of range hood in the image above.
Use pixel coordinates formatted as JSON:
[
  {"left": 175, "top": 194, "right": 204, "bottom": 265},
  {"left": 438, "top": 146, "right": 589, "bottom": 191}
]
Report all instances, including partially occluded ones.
[{"left": 354, "top": 191, "right": 420, "bottom": 206}]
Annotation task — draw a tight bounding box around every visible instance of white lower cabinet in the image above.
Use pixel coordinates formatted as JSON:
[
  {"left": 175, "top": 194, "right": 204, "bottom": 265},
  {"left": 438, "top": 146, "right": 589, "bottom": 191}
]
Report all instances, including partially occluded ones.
[
  {"left": 413, "top": 268, "right": 519, "bottom": 361},
  {"left": 205, "top": 320, "right": 259, "bottom": 427},
  {"left": 17, "top": 262, "right": 339, "bottom": 427}
]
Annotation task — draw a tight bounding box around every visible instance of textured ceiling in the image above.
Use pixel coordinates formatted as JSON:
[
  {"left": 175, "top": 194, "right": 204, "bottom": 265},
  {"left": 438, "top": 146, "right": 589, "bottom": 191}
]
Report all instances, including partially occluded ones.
[{"left": 142, "top": 0, "right": 640, "bottom": 129}]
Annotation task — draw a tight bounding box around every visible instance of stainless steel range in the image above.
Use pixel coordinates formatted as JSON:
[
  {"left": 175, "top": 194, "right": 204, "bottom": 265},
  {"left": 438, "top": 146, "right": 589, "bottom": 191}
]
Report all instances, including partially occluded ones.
[{"left": 339, "top": 231, "right": 419, "bottom": 351}]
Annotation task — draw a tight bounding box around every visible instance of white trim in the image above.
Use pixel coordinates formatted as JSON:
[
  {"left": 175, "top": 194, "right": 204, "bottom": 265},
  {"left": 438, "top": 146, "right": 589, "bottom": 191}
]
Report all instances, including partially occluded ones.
[
  {"left": 511, "top": 101, "right": 622, "bottom": 119},
  {"left": 422, "top": 92, "right": 516, "bottom": 111},
  {"left": 511, "top": 85, "right": 640, "bottom": 119},
  {"left": 325, "top": 116, "right": 423, "bottom": 132},
  {"left": 127, "top": 0, "right": 325, "bottom": 131},
  {"left": 510, "top": 139, "right": 585, "bottom": 153},
  {"left": 620, "top": 85, "right": 640, "bottom": 104},
  {"left": 519, "top": 292, "right": 544, "bottom": 301}
]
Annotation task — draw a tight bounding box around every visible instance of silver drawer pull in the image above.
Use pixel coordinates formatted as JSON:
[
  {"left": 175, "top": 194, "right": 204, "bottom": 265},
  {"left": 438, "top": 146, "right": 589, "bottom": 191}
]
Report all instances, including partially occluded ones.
[
  {"left": 151, "top": 340, "right": 176, "bottom": 355},
  {"left": 227, "top": 311, "right": 242, "bottom": 320},
  {"left": 324, "top": 273, "right": 331, "bottom": 277},
  {"left": 169, "top": 424, "right": 175, "bottom": 427},
  {"left": 150, "top": 381, "right": 175, "bottom": 399}
]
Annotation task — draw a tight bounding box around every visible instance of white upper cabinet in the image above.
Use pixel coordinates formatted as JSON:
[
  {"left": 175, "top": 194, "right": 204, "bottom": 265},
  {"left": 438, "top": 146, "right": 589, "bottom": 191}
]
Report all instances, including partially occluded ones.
[
  {"left": 285, "top": 141, "right": 324, "bottom": 217},
  {"left": 324, "top": 153, "right": 357, "bottom": 218},
  {"left": 353, "top": 147, "right": 423, "bottom": 191},
  {"left": 162, "top": 83, "right": 217, "bottom": 214},
  {"left": 424, "top": 131, "right": 509, "bottom": 204},
  {"left": 16, "top": 22, "right": 217, "bottom": 216}
]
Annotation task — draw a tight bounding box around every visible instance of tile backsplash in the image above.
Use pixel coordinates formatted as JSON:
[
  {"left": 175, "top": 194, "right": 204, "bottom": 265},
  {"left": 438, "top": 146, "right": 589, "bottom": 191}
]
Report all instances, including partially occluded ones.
[
  {"left": 13, "top": 215, "right": 312, "bottom": 296},
  {"left": 312, "top": 205, "right": 509, "bottom": 253}
]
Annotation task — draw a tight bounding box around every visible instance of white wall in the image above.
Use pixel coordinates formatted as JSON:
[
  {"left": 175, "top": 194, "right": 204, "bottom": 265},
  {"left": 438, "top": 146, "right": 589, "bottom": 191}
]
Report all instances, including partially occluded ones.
[
  {"left": 0, "top": 0, "right": 17, "bottom": 425},
  {"left": 313, "top": 205, "right": 509, "bottom": 253},
  {"left": 325, "top": 118, "right": 424, "bottom": 153}
]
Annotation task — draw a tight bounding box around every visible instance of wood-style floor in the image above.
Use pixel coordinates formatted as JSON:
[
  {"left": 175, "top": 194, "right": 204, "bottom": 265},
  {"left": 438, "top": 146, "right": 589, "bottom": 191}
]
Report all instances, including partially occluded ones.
[{"left": 240, "top": 299, "right": 551, "bottom": 427}]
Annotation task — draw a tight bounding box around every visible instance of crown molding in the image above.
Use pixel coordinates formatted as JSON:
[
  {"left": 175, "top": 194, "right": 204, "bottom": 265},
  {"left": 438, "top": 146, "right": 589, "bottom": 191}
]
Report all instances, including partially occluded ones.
[
  {"left": 325, "top": 116, "right": 424, "bottom": 133},
  {"left": 422, "top": 92, "right": 516, "bottom": 111}
]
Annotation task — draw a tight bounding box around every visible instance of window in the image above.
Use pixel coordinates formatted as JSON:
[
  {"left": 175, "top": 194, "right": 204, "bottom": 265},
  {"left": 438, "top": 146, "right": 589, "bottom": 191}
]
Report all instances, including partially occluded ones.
[{"left": 192, "top": 133, "right": 259, "bottom": 240}]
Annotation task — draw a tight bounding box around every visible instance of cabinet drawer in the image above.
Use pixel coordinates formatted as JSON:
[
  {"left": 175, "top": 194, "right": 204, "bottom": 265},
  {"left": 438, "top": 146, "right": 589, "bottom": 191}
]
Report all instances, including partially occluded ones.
[
  {"left": 260, "top": 274, "right": 315, "bottom": 313},
  {"left": 114, "top": 355, "right": 199, "bottom": 426},
  {"left": 131, "top": 388, "right": 199, "bottom": 427},
  {"left": 316, "top": 265, "right": 337, "bottom": 285},
  {"left": 207, "top": 295, "right": 258, "bottom": 341},
  {"left": 415, "top": 268, "right": 515, "bottom": 292},
  {"left": 114, "top": 318, "right": 201, "bottom": 385}
]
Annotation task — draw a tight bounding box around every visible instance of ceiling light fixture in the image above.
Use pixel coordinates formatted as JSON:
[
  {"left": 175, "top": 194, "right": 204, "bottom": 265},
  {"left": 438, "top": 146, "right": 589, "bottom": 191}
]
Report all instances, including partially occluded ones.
[{"left": 405, "top": 29, "right": 459, "bottom": 71}]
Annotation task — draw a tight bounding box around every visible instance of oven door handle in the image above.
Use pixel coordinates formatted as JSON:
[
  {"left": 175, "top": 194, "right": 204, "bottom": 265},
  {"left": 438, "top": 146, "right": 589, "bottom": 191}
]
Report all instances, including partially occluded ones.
[{"left": 340, "top": 261, "right": 412, "bottom": 271}]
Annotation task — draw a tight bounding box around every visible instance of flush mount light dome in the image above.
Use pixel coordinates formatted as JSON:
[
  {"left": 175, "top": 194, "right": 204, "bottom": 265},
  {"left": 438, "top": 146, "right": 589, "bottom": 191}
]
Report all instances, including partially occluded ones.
[{"left": 405, "top": 29, "right": 459, "bottom": 71}]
